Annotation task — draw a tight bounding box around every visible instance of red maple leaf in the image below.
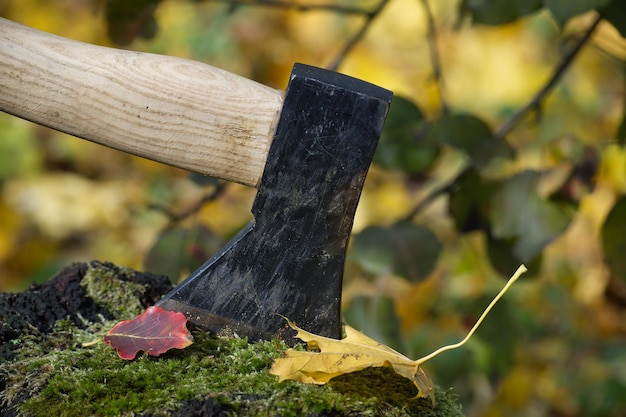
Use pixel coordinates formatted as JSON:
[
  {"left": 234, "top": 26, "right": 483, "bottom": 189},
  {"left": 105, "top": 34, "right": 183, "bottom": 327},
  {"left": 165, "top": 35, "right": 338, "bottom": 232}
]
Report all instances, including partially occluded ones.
[{"left": 104, "top": 306, "right": 194, "bottom": 360}]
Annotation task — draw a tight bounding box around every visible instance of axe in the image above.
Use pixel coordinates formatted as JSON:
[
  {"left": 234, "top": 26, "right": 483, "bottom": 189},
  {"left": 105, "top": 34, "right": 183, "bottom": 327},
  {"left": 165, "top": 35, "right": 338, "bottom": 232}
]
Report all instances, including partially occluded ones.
[{"left": 0, "top": 18, "right": 392, "bottom": 340}]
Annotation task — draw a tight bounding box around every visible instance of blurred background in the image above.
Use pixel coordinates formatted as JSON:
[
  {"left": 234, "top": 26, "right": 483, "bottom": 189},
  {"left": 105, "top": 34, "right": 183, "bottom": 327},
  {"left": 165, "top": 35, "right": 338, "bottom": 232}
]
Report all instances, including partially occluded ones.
[{"left": 1, "top": 0, "right": 626, "bottom": 415}]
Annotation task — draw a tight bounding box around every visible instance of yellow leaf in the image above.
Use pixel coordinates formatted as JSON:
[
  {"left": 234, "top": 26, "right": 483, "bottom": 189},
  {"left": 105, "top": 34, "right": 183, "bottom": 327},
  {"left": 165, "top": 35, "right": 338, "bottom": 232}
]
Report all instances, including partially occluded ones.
[
  {"left": 270, "top": 317, "right": 435, "bottom": 405},
  {"left": 270, "top": 265, "right": 528, "bottom": 408},
  {"left": 597, "top": 144, "right": 626, "bottom": 193}
]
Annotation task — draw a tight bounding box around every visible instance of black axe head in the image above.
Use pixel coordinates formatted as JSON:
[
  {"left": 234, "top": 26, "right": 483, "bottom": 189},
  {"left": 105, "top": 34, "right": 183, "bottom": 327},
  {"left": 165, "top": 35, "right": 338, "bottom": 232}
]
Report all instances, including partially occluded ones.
[{"left": 157, "top": 64, "right": 392, "bottom": 340}]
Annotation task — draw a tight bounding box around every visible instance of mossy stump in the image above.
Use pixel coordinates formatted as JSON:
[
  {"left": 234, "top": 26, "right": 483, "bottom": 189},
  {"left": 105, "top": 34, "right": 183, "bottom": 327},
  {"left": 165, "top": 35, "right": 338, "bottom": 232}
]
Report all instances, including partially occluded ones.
[{"left": 0, "top": 261, "right": 464, "bottom": 417}]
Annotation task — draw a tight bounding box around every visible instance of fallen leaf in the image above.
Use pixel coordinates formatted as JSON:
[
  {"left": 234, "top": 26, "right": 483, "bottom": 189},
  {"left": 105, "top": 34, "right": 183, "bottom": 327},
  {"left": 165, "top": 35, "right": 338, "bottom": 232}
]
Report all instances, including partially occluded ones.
[
  {"left": 270, "top": 265, "right": 528, "bottom": 407},
  {"left": 270, "top": 317, "right": 436, "bottom": 405},
  {"left": 104, "top": 306, "right": 194, "bottom": 360}
]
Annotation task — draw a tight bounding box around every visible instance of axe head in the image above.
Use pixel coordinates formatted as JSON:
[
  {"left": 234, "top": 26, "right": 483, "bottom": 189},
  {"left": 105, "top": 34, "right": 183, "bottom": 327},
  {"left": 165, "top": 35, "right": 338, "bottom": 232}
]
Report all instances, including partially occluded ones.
[{"left": 157, "top": 64, "right": 392, "bottom": 340}]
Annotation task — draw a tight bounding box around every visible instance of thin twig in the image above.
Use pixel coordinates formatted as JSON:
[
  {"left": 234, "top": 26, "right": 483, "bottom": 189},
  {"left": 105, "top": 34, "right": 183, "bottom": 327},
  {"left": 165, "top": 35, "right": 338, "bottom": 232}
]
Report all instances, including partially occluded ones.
[
  {"left": 149, "top": 183, "right": 226, "bottom": 223},
  {"left": 493, "top": 15, "right": 602, "bottom": 140},
  {"left": 400, "top": 165, "right": 470, "bottom": 222},
  {"left": 327, "top": 0, "right": 391, "bottom": 71},
  {"left": 420, "top": 0, "right": 449, "bottom": 115},
  {"left": 206, "top": 0, "right": 388, "bottom": 71},
  {"left": 205, "top": 0, "right": 370, "bottom": 15}
]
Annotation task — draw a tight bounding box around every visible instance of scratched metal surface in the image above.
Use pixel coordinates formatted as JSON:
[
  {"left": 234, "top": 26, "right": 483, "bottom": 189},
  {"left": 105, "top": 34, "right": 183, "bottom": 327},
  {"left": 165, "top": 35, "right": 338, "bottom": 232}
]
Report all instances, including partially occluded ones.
[{"left": 158, "top": 64, "right": 392, "bottom": 341}]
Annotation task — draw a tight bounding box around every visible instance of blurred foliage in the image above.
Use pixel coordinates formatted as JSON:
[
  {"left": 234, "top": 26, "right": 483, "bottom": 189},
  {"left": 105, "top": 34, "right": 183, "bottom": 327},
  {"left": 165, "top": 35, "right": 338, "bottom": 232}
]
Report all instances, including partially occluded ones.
[
  {"left": 1, "top": 0, "right": 626, "bottom": 416},
  {"left": 350, "top": 222, "right": 442, "bottom": 282}
]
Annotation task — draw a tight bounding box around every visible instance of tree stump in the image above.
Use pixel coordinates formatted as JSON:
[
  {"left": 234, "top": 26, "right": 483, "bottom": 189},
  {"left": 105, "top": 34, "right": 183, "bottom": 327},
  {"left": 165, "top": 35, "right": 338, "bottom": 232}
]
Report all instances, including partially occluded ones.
[{"left": 0, "top": 262, "right": 464, "bottom": 417}]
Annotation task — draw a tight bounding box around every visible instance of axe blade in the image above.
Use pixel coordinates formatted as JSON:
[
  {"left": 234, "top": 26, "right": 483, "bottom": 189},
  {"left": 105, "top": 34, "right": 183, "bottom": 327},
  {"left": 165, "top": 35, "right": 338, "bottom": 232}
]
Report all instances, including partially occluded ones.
[{"left": 157, "top": 64, "right": 392, "bottom": 340}]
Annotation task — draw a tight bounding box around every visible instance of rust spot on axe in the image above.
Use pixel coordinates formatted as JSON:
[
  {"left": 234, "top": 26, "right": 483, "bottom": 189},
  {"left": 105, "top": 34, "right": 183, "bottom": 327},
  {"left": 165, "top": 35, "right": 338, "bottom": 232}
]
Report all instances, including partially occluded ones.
[{"left": 157, "top": 64, "right": 392, "bottom": 341}]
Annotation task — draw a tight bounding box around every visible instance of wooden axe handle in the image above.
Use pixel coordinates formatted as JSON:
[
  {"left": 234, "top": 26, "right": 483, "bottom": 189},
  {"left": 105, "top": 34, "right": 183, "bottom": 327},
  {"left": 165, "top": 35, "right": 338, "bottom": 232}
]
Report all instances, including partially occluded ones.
[{"left": 0, "top": 17, "right": 283, "bottom": 187}]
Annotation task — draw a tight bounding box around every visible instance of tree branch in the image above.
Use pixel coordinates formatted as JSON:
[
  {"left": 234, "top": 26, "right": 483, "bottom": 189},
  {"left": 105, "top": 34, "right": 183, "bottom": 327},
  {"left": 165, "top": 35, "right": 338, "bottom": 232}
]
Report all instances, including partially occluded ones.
[
  {"left": 149, "top": 183, "right": 226, "bottom": 223},
  {"left": 420, "top": 0, "right": 449, "bottom": 115},
  {"left": 404, "top": 16, "right": 603, "bottom": 221},
  {"left": 400, "top": 166, "right": 470, "bottom": 222},
  {"left": 206, "top": 0, "right": 370, "bottom": 15},
  {"left": 493, "top": 15, "right": 602, "bottom": 140},
  {"left": 327, "top": 0, "right": 391, "bottom": 71}
]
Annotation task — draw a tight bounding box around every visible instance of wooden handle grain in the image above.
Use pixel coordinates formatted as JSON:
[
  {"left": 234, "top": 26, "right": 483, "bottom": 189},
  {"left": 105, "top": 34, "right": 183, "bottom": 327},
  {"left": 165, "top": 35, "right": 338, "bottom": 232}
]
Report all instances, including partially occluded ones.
[{"left": 0, "top": 17, "right": 283, "bottom": 187}]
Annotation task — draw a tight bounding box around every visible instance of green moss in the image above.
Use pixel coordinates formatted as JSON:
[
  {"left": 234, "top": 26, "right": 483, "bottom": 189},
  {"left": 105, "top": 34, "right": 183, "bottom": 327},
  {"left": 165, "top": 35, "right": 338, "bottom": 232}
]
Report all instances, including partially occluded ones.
[
  {"left": 81, "top": 263, "right": 146, "bottom": 318},
  {"left": 14, "top": 329, "right": 462, "bottom": 417},
  {"left": 4, "top": 264, "right": 464, "bottom": 417}
]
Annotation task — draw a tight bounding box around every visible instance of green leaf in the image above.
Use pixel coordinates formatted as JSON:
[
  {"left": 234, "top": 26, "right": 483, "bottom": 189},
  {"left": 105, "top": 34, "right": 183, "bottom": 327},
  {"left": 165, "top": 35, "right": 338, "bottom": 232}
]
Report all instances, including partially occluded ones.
[
  {"left": 602, "top": 196, "right": 626, "bottom": 282},
  {"left": 448, "top": 168, "right": 496, "bottom": 233},
  {"left": 374, "top": 96, "right": 439, "bottom": 175},
  {"left": 486, "top": 234, "right": 542, "bottom": 278},
  {"left": 599, "top": 0, "right": 626, "bottom": 38},
  {"left": 350, "top": 223, "right": 442, "bottom": 282},
  {"left": 144, "top": 225, "right": 224, "bottom": 282},
  {"left": 427, "top": 114, "right": 514, "bottom": 167},
  {"left": 489, "top": 170, "right": 572, "bottom": 261},
  {"left": 460, "top": 0, "right": 542, "bottom": 25},
  {"left": 350, "top": 226, "right": 393, "bottom": 276},
  {"left": 543, "top": 0, "right": 612, "bottom": 25},
  {"left": 343, "top": 296, "right": 403, "bottom": 352}
]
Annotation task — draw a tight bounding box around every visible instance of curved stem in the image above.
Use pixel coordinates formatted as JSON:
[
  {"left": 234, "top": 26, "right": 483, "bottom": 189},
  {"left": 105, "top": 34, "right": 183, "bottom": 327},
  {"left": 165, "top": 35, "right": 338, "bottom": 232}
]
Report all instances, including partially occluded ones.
[{"left": 415, "top": 264, "right": 527, "bottom": 365}]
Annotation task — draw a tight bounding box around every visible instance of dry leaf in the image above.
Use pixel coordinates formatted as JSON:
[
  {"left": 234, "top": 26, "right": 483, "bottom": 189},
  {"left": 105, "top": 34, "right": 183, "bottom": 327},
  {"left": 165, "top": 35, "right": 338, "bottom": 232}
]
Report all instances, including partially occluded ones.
[
  {"left": 270, "top": 317, "right": 435, "bottom": 405},
  {"left": 270, "top": 265, "right": 528, "bottom": 407},
  {"left": 104, "top": 306, "right": 194, "bottom": 360}
]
